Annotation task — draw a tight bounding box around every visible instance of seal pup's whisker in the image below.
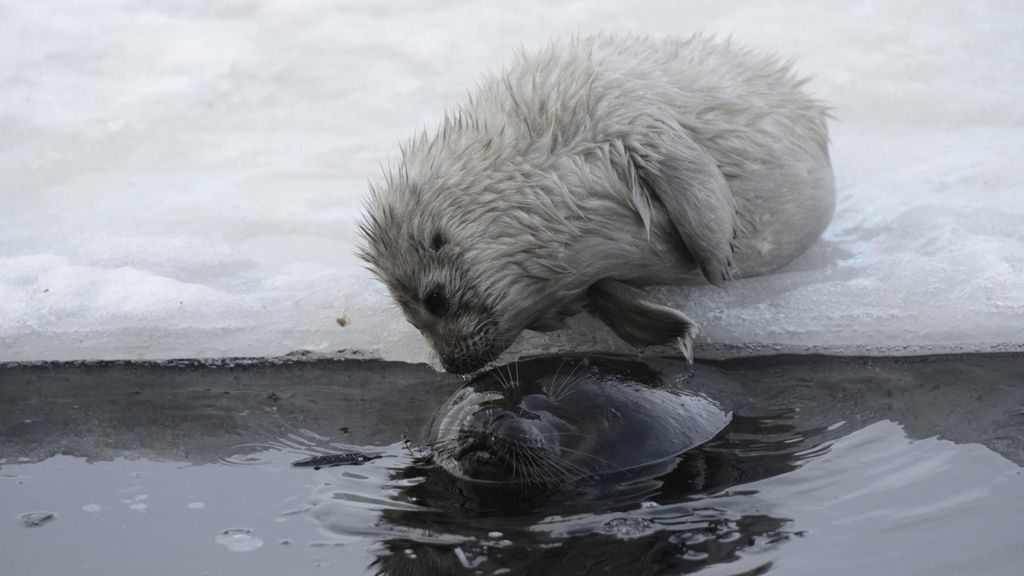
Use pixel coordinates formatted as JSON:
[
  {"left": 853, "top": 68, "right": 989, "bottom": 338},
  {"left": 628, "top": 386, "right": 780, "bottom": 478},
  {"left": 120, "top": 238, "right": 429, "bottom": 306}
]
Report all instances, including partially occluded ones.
[
  {"left": 499, "top": 361, "right": 518, "bottom": 392},
  {"left": 548, "top": 357, "right": 575, "bottom": 403},
  {"left": 503, "top": 360, "right": 520, "bottom": 392},
  {"left": 550, "top": 357, "right": 568, "bottom": 392},
  {"left": 491, "top": 367, "right": 511, "bottom": 391},
  {"left": 549, "top": 356, "right": 593, "bottom": 403},
  {"left": 548, "top": 361, "right": 575, "bottom": 402},
  {"left": 549, "top": 361, "right": 586, "bottom": 403}
]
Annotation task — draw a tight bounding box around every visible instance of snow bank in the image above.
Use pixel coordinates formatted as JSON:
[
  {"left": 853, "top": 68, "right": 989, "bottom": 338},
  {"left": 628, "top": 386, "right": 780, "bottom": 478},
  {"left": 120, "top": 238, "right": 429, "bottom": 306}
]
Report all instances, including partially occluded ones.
[{"left": 2, "top": 0, "right": 1022, "bottom": 363}]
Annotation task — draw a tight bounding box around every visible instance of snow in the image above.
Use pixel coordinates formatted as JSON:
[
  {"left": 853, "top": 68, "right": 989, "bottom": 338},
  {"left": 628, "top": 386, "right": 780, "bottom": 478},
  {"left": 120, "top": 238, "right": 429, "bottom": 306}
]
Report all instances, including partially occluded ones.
[{"left": 1, "top": 0, "right": 1022, "bottom": 363}]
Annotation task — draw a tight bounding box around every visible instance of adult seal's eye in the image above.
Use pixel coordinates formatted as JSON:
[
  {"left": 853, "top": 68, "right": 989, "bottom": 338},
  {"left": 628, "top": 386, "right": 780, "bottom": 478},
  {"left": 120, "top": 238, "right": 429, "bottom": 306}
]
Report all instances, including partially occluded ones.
[{"left": 423, "top": 286, "right": 449, "bottom": 316}]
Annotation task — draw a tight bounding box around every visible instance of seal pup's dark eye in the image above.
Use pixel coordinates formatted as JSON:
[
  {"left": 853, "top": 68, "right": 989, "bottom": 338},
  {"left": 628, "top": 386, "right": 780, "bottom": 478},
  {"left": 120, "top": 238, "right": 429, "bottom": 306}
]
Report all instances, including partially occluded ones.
[
  {"left": 431, "top": 232, "right": 447, "bottom": 252},
  {"left": 423, "top": 286, "right": 450, "bottom": 316}
]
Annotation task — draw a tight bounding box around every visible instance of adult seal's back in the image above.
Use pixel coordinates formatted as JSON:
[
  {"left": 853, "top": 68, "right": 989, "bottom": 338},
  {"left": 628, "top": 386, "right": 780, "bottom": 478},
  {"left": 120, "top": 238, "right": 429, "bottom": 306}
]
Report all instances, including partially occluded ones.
[
  {"left": 359, "top": 34, "right": 835, "bottom": 373},
  {"left": 427, "top": 355, "right": 731, "bottom": 485}
]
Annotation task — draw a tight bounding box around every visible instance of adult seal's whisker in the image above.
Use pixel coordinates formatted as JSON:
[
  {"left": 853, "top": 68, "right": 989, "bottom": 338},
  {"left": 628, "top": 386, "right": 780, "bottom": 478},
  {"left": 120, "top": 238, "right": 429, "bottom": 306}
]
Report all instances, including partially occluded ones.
[{"left": 424, "top": 354, "right": 731, "bottom": 488}]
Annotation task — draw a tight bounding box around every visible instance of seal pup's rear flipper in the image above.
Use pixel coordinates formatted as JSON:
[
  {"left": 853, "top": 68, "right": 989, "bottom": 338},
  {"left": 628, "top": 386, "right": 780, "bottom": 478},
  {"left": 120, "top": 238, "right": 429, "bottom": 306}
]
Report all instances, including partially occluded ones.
[
  {"left": 588, "top": 279, "right": 699, "bottom": 363},
  {"left": 630, "top": 130, "right": 739, "bottom": 286}
]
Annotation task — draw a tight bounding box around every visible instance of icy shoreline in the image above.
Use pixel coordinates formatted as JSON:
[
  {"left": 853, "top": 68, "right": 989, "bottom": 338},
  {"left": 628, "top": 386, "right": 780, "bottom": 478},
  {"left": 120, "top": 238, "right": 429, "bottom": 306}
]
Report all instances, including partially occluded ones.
[{"left": 2, "top": 1, "right": 1022, "bottom": 363}]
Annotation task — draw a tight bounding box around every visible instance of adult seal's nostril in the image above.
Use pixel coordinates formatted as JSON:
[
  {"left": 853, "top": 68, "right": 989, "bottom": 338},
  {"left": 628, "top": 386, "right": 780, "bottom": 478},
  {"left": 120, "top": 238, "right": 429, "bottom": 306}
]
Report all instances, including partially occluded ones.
[{"left": 426, "top": 355, "right": 731, "bottom": 485}]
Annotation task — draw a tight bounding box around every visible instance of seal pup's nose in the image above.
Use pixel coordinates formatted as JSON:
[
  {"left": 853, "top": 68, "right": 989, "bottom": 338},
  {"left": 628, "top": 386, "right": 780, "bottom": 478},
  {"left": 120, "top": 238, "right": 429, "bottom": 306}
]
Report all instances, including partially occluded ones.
[{"left": 440, "top": 352, "right": 494, "bottom": 375}]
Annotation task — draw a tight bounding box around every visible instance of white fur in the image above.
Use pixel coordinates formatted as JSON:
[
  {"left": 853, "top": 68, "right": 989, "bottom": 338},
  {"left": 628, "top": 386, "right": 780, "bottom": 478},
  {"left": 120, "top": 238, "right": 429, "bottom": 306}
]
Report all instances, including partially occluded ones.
[{"left": 360, "top": 34, "right": 834, "bottom": 373}]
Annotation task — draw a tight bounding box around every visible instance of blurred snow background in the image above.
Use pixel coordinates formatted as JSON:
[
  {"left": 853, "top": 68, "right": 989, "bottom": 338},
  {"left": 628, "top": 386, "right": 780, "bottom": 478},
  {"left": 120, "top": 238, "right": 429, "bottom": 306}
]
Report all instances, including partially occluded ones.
[{"left": 1, "top": 0, "right": 1022, "bottom": 363}]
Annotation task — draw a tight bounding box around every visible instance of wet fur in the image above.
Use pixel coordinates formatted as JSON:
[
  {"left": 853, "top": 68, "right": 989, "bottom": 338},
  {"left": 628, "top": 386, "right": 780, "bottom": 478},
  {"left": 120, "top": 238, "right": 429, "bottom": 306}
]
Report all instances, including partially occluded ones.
[{"left": 359, "top": 34, "right": 835, "bottom": 373}]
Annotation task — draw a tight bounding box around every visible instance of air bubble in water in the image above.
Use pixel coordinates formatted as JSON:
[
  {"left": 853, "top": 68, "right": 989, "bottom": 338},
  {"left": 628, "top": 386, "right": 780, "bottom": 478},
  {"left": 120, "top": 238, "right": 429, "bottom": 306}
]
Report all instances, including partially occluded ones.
[{"left": 215, "top": 528, "right": 264, "bottom": 552}]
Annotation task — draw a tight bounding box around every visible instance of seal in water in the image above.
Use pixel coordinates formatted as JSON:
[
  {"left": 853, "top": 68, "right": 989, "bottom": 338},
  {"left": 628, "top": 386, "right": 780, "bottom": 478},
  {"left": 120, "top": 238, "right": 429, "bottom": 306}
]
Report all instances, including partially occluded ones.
[
  {"left": 359, "top": 34, "right": 835, "bottom": 373},
  {"left": 426, "top": 355, "right": 730, "bottom": 485}
]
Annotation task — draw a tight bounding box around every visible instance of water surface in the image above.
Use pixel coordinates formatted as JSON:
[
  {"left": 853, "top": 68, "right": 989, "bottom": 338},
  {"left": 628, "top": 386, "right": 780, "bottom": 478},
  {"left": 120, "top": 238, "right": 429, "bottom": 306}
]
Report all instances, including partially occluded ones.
[{"left": 2, "top": 354, "right": 1022, "bottom": 575}]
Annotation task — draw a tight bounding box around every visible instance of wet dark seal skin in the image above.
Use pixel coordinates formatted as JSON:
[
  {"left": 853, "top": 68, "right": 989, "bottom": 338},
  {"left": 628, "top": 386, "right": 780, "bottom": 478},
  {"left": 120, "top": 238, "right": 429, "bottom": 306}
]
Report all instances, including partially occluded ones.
[
  {"left": 426, "top": 355, "right": 731, "bottom": 485},
  {"left": 359, "top": 34, "right": 834, "bottom": 374}
]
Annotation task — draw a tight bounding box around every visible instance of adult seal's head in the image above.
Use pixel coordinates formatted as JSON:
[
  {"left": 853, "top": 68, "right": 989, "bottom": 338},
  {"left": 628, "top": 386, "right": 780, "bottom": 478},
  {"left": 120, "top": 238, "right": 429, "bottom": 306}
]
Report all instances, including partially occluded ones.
[
  {"left": 426, "top": 355, "right": 730, "bottom": 485},
  {"left": 359, "top": 34, "right": 834, "bottom": 373}
]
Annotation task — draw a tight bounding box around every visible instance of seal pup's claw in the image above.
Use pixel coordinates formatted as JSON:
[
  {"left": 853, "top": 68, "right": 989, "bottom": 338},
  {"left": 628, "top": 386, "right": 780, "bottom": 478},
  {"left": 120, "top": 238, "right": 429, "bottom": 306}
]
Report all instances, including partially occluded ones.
[
  {"left": 588, "top": 280, "right": 700, "bottom": 363},
  {"left": 677, "top": 333, "right": 695, "bottom": 365},
  {"left": 678, "top": 322, "right": 699, "bottom": 365}
]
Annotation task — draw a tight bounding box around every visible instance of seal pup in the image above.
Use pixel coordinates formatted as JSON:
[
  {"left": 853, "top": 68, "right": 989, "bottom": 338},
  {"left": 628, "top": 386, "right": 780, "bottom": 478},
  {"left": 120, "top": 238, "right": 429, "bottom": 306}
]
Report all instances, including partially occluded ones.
[
  {"left": 359, "top": 34, "right": 835, "bottom": 373},
  {"left": 426, "top": 355, "right": 730, "bottom": 485}
]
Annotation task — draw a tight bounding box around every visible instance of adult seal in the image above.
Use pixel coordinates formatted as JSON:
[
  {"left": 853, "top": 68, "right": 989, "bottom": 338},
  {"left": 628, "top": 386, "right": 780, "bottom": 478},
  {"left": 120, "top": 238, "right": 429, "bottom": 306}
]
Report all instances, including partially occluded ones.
[
  {"left": 426, "top": 355, "right": 731, "bottom": 485},
  {"left": 359, "top": 34, "right": 835, "bottom": 373}
]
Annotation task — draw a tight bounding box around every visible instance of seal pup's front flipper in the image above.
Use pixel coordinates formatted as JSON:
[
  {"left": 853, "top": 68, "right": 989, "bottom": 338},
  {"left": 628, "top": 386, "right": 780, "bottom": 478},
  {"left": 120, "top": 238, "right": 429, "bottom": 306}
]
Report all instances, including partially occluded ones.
[
  {"left": 588, "top": 279, "right": 699, "bottom": 363},
  {"left": 631, "top": 130, "right": 739, "bottom": 286}
]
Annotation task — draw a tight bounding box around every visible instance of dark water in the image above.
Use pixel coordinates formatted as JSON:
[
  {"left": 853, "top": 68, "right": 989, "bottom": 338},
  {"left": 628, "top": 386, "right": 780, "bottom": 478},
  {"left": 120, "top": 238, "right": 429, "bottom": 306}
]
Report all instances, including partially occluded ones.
[{"left": 1, "top": 354, "right": 1023, "bottom": 575}]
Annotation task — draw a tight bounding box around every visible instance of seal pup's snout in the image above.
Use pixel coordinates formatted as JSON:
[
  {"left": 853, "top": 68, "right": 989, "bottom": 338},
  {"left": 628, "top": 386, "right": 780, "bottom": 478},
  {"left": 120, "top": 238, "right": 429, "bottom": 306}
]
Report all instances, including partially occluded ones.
[
  {"left": 436, "top": 323, "right": 502, "bottom": 374},
  {"left": 439, "top": 353, "right": 487, "bottom": 375}
]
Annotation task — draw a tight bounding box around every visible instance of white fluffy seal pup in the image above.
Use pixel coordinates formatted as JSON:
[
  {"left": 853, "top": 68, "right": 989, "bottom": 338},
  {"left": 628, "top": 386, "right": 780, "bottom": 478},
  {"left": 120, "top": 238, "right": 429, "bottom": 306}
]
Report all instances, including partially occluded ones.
[{"left": 359, "top": 34, "right": 834, "bottom": 374}]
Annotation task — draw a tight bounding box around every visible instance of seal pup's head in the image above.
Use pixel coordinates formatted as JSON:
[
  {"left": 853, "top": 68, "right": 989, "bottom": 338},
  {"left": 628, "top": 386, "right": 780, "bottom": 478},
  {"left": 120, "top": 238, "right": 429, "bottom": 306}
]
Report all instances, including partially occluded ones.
[{"left": 359, "top": 123, "right": 587, "bottom": 374}]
